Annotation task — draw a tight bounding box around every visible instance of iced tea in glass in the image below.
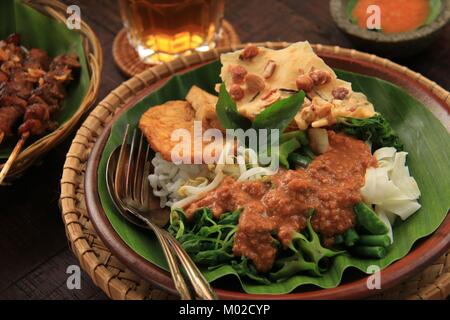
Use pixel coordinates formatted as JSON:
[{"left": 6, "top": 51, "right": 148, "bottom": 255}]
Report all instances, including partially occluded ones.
[{"left": 119, "top": 0, "right": 225, "bottom": 63}]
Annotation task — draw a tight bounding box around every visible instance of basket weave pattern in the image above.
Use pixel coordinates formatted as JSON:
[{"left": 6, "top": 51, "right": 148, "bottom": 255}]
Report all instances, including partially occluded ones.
[
  {"left": 60, "top": 42, "right": 450, "bottom": 300},
  {"left": 0, "top": 0, "right": 102, "bottom": 181}
]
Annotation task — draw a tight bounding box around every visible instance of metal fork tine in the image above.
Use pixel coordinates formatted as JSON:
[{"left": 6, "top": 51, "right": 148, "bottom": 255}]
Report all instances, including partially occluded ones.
[
  {"left": 133, "top": 132, "right": 145, "bottom": 202},
  {"left": 141, "top": 144, "right": 151, "bottom": 205},
  {"left": 144, "top": 141, "right": 150, "bottom": 163},
  {"left": 126, "top": 129, "right": 138, "bottom": 200},
  {"left": 115, "top": 125, "right": 130, "bottom": 196}
]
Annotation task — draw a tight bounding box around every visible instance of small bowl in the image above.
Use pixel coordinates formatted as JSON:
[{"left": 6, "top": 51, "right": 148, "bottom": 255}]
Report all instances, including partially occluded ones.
[{"left": 330, "top": 0, "right": 450, "bottom": 58}]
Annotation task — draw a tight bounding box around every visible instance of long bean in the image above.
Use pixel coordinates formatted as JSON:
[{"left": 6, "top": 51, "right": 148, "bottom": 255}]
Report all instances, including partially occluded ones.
[
  {"left": 300, "top": 146, "right": 316, "bottom": 159},
  {"left": 358, "top": 234, "right": 391, "bottom": 248},
  {"left": 352, "top": 246, "right": 386, "bottom": 259},
  {"left": 288, "top": 153, "right": 312, "bottom": 168},
  {"left": 281, "top": 131, "right": 309, "bottom": 145},
  {"left": 353, "top": 202, "right": 389, "bottom": 235},
  {"left": 343, "top": 228, "right": 359, "bottom": 247},
  {"left": 334, "top": 234, "right": 344, "bottom": 245}
]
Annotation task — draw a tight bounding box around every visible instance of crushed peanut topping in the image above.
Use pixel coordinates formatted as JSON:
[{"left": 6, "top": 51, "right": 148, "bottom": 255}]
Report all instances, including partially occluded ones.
[
  {"left": 262, "top": 60, "right": 277, "bottom": 79},
  {"left": 309, "top": 68, "right": 332, "bottom": 86},
  {"left": 245, "top": 73, "right": 265, "bottom": 93},
  {"left": 296, "top": 74, "right": 314, "bottom": 92},
  {"left": 229, "top": 65, "right": 247, "bottom": 84},
  {"left": 230, "top": 84, "right": 244, "bottom": 101},
  {"left": 332, "top": 87, "right": 349, "bottom": 100},
  {"left": 239, "top": 44, "right": 259, "bottom": 60}
]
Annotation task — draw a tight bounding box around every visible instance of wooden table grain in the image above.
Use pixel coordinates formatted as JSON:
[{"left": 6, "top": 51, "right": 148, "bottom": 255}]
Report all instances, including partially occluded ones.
[{"left": 0, "top": 0, "right": 448, "bottom": 300}]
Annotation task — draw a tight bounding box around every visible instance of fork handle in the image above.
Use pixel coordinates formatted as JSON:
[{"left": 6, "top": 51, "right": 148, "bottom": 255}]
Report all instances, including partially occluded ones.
[
  {"left": 150, "top": 226, "right": 193, "bottom": 300},
  {"left": 163, "top": 230, "right": 218, "bottom": 300}
]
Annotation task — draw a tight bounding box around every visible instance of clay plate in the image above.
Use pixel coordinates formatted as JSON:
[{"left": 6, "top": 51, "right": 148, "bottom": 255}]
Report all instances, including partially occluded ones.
[{"left": 85, "top": 51, "right": 450, "bottom": 299}]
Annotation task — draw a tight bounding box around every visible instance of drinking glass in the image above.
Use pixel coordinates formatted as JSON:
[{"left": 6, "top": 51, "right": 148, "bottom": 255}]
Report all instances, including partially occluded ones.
[{"left": 119, "top": 0, "right": 225, "bottom": 63}]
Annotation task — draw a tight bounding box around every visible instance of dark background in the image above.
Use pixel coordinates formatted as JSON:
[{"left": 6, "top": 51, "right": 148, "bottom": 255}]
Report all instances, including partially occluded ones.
[{"left": 0, "top": 0, "right": 449, "bottom": 299}]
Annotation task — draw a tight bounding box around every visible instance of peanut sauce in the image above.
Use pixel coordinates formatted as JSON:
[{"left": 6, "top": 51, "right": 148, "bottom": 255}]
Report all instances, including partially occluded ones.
[{"left": 185, "top": 131, "right": 376, "bottom": 272}]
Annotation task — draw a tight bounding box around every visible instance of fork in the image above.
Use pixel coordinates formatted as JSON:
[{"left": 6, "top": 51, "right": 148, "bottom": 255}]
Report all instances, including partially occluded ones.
[{"left": 114, "top": 125, "right": 217, "bottom": 300}]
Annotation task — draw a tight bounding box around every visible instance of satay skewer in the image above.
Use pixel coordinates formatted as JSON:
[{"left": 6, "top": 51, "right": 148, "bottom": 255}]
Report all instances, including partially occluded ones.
[{"left": 0, "top": 131, "right": 29, "bottom": 185}]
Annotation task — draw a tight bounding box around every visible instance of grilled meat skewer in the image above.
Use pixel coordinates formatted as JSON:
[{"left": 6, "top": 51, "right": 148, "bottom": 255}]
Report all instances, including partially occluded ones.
[
  {"left": 0, "top": 33, "right": 79, "bottom": 184},
  {"left": 0, "top": 106, "right": 25, "bottom": 137},
  {"left": 17, "top": 53, "right": 79, "bottom": 137},
  {"left": 0, "top": 32, "right": 79, "bottom": 144},
  {"left": 0, "top": 95, "right": 28, "bottom": 137}
]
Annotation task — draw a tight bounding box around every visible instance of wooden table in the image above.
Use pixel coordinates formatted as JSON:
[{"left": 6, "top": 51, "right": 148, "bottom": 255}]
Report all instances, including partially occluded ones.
[{"left": 0, "top": 0, "right": 449, "bottom": 300}]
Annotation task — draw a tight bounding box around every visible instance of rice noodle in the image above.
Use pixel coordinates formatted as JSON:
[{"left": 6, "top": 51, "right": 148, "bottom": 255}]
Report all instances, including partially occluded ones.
[
  {"left": 171, "top": 171, "right": 225, "bottom": 209},
  {"left": 150, "top": 142, "right": 278, "bottom": 210},
  {"left": 148, "top": 153, "right": 210, "bottom": 208},
  {"left": 238, "top": 166, "right": 277, "bottom": 181},
  {"left": 170, "top": 142, "right": 234, "bottom": 209}
]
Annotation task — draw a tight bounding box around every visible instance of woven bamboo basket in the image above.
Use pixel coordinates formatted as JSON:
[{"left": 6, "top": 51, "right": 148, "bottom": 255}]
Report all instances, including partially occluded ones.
[
  {"left": 60, "top": 42, "right": 450, "bottom": 300},
  {"left": 0, "top": 0, "right": 102, "bottom": 182}
]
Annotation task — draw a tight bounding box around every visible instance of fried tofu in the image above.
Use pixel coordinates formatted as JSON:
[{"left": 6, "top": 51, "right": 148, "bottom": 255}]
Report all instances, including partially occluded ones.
[
  {"left": 186, "top": 85, "right": 223, "bottom": 131},
  {"left": 139, "top": 100, "right": 223, "bottom": 162}
]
